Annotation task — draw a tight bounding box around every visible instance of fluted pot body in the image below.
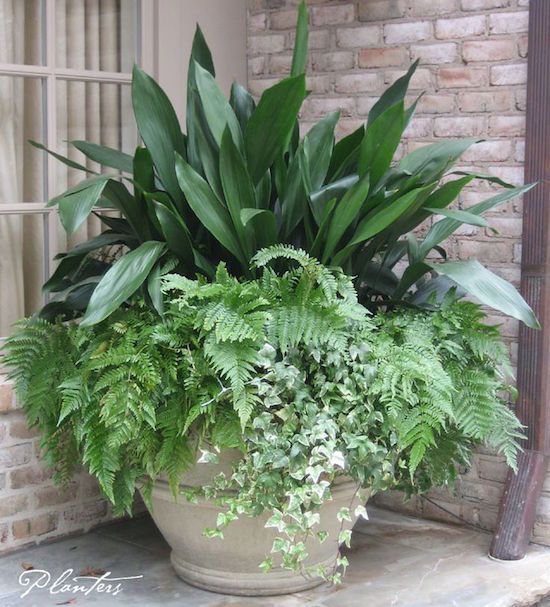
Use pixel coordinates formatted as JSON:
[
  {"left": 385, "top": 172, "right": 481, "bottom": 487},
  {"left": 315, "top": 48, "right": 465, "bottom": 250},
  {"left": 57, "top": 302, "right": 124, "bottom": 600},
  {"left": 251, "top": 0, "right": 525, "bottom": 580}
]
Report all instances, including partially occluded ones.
[{"left": 142, "top": 450, "right": 367, "bottom": 596}]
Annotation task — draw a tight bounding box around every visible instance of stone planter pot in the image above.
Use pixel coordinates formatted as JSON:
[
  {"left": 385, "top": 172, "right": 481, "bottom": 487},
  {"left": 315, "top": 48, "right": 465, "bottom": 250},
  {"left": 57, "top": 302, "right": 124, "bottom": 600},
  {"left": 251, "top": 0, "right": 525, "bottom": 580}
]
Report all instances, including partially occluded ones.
[{"left": 142, "top": 450, "right": 368, "bottom": 596}]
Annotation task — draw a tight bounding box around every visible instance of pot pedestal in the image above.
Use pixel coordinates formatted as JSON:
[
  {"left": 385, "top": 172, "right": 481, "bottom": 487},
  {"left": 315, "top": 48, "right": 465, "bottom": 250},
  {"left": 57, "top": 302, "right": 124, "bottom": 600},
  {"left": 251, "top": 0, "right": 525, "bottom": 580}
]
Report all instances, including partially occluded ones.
[{"left": 142, "top": 452, "right": 367, "bottom": 597}]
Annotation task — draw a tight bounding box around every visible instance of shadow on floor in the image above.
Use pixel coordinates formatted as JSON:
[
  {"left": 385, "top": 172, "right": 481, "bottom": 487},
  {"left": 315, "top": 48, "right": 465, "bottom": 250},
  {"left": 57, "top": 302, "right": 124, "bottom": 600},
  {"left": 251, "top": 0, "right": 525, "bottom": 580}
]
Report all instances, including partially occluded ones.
[{"left": 1, "top": 507, "right": 550, "bottom": 607}]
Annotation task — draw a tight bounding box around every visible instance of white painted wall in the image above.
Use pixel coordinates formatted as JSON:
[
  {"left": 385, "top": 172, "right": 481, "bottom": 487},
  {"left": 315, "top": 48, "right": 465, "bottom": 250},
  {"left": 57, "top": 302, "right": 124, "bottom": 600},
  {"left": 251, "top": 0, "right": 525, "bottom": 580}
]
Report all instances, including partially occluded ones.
[{"left": 155, "top": 0, "right": 248, "bottom": 123}]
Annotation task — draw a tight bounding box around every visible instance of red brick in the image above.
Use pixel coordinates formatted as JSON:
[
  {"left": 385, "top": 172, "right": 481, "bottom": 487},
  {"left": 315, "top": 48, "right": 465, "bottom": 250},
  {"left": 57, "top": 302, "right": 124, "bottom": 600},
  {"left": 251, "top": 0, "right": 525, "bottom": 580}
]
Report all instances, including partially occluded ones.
[
  {"left": 306, "top": 75, "right": 331, "bottom": 94},
  {"left": 334, "top": 73, "right": 380, "bottom": 94},
  {"left": 518, "top": 35, "right": 528, "bottom": 59},
  {"left": 358, "top": 0, "right": 407, "bottom": 21},
  {"left": 0, "top": 443, "right": 32, "bottom": 469},
  {"left": 434, "top": 116, "right": 485, "bottom": 137},
  {"left": 461, "top": 0, "right": 510, "bottom": 9},
  {"left": 301, "top": 97, "right": 355, "bottom": 119},
  {"left": 311, "top": 4, "right": 355, "bottom": 26},
  {"left": 458, "top": 91, "right": 513, "bottom": 113},
  {"left": 0, "top": 382, "right": 15, "bottom": 413},
  {"left": 487, "top": 165, "right": 524, "bottom": 186},
  {"left": 411, "top": 43, "right": 458, "bottom": 64},
  {"left": 248, "top": 34, "right": 285, "bottom": 55},
  {"left": 462, "top": 140, "right": 513, "bottom": 162},
  {"left": 489, "top": 11, "right": 529, "bottom": 35},
  {"left": 249, "top": 56, "right": 266, "bottom": 76},
  {"left": 248, "top": 78, "right": 278, "bottom": 97},
  {"left": 268, "top": 54, "right": 293, "bottom": 75},
  {"left": 458, "top": 240, "right": 513, "bottom": 264},
  {"left": 463, "top": 40, "right": 517, "bottom": 63},
  {"left": 403, "top": 118, "right": 433, "bottom": 138},
  {"left": 312, "top": 51, "right": 355, "bottom": 72},
  {"left": 385, "top": 68, "right": 433, "bottom": 90},
  {"left": 489, "top": 116, "right": 525, "bottom": 137},
  {"left": 384, "top": 21, "right": 432, "bottom": 44},
  {"left": 486, "top": 217, "right": 523, "bottom": 238},
  {"left": 8, "top": 418, "right": 39, "bottom": 440},
  {"left": 418, "top": 94, "right": 456, "bottom": 114},
  {"left": 12, "top": 513, "right": 58, "bottom": 540},
  {"left": 356, "top": 96, "right": 379, "bottom": 117},
  {"left": 490, "top": 64, "right": 527, "bottom": 86},
  {"left": 269, "top": 9, "right": 297, "bottom": 30},
  {"left": 63, "top": 500, "right": 108, "bottom": 526},
  {"left": 336, "top": 25, "right": 380, "bottom": 48},
  {"left": 411, "top": 0, "right": 457, "bottom": 16},
  {"left": 435, "top": 15, "right": 486, "bottom": 39},
  {"left": 438, "top": 67, "right": 487, "bottom": 88},
  {"left": 248, "top": 12, "right": 266, "bottom": 32},
  {"left": 10, "top": 465, "right": 53, "bottom": 490},
  {"left": 515, "top": 141, "right": 525, "bottom": 163},
  {"left": 359, "top": 47, "right": 408, "bottom": 68},
  {"left": 35, "top": 483, "right": 79, "bottom": 508},
  {"left": 0, "top": 494, "right": 28, "bottom": 518}
]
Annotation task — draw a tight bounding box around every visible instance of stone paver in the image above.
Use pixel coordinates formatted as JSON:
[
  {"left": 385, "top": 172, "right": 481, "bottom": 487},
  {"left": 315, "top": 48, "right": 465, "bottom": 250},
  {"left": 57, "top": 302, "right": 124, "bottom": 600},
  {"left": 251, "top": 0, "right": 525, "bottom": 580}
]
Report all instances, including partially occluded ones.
[{"left": 1, "top": 507, "right": 549, "bottom": 607}]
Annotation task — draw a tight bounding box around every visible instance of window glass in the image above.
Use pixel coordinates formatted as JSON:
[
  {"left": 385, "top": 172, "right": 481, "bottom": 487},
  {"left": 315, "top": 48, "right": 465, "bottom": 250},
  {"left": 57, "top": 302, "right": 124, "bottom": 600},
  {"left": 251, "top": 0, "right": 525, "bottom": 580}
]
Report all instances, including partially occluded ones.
[
  {"left": 56, "top": 0, "right": 138, "bottom": 72},
  {"left": 0, "top": 76, "right": 45, "bottom": 204},
  {"left": 0, "top": 0, "right": 44, "bottom": 66}
]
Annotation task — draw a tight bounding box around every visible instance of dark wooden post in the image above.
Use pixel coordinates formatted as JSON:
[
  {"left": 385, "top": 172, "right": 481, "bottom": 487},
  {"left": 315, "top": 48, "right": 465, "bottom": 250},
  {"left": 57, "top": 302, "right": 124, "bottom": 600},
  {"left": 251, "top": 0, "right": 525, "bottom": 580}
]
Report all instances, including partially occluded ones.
[{"left": 490, "top": 0, "right": 550, "bottom": 560}]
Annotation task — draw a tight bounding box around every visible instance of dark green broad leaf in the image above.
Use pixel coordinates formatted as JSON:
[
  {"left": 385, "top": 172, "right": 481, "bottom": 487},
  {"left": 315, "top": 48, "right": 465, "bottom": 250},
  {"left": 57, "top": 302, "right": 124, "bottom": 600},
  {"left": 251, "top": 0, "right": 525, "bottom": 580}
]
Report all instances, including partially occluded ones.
[
  {"left": 220, "top": 128, "right": 256, "bottom": 257},
  {"left": 132, "top": 65, "right": 186, "bottom": 207},
  {"left": 60, "top": 232, "right": 132, "bottom": 259},
  {"left": 153, "top": 201, "right": 194, "bottom": 268},
  {"left": 186, "top": 26, "right": 215, "bottom": 174},
  {"left": 367, "top": 60, "right": 418, "bottom": 127},
  {"left": 303, "top": 111, "right": 339, "bottom": 191},
  {"left": 291, "top": 0, "right": 309, "bottom": 77},
  {"left": 392, "top": 261, "right": 432, "bottom": 300},
  {"left": 424, "top": 207, "right": 488, "bottom": 227},
  {"left": 310, "top": 197, "right": 337, "bottom": 259},
  {"left": 427, "top": 260, "right": 539, "bottom": 329},
  {"left": 309, "top": 175, "right": 359, "bottom": 226},
  {"left": 348, "top": 186, "right": 429, "bottom": 247},
  {"left": 327, "top": 125, "right": 364, "bottom": 182},
  {"left": 81, "top": 241, "right": 167, "bottom": 326},
  {"left": 54, "top": 176, "right": 111, "bottom": 234},
  {"left": 102, "top": 180, "right": 149, "bottom": 242},
  {"left": 334, "top": 186, "right": 431, "bottom": 265},
  {"left": 147, "top": 263, "right": 164, "bottom": 316},
  {"left": 322, "top": 175, "right": 370, "bottom": 263},
  {"left": 421, "top": 184, "right": 534, "bottom": 256},
  {"left": 29, "top": 140, "right": 92, "bottom": 173},
  {"left": 72, "top": 141, "right": 134, "bottom": 173},
  {"left": 175, "top": 154, "right": 245, "bottom": 264},
  {"left": 240, "top": 208, "right": 277, "bottom": 249},
  {"left": 190, "top": 24, "right": 215, "bottom": 76},
  {"left": 359, "top": 101, "right": 405, "bottom": 185},
  {"left": 245, "top": 74, "right": 307, "bottom": 185},
  {"left": 399, "top": 139, "right": 480, "bottom": 185},
  {"left": 194, "top": 62, "right": 243, "bottom": 149},
  {"left": 230, "top": 82, "right": 256, "bottom": 133}
]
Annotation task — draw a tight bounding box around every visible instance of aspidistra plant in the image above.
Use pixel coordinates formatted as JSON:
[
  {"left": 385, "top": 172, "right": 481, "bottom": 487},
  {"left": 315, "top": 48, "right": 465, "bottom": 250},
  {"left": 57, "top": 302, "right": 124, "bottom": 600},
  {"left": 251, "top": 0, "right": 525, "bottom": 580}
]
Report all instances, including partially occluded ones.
[{"left": 34, "top": 1, "right": 538, "bottom": 329}]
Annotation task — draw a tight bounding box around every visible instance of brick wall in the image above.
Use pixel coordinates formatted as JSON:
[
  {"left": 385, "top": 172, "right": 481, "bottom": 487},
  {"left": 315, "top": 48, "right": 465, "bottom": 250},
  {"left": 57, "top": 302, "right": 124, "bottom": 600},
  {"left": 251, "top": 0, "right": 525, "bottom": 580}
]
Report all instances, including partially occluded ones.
[
  {"left": 246, "top": 0, "right": 550, "bottom": 545},
  {"left": 0, "top": 377, "right": 115, "bottom": 553}
]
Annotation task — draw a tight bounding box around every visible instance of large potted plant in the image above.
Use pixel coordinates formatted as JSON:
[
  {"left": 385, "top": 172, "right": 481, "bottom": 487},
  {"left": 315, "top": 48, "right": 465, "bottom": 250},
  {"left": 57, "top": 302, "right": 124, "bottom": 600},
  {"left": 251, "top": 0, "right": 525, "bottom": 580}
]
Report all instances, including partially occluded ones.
[
  {"left": 5, "top": 248, "right": 524, "bottom": 594},
  {"left": 5, "top": 1, "right": 536, "bottom": 597}
]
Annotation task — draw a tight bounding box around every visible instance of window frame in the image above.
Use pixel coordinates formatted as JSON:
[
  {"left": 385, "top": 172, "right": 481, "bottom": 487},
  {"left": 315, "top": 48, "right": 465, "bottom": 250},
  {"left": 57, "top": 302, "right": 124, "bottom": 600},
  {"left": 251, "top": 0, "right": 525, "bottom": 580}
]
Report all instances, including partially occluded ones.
[{"left": 0, "top": 0, "right": 154, "bottom": 310}]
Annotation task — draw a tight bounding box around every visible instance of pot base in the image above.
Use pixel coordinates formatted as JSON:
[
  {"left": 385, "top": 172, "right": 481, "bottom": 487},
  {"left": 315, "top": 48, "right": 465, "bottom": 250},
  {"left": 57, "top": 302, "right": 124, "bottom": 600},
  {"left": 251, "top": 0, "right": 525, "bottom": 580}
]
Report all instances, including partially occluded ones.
[{"left": 170, "top": 550, "right": 330, "bottom": 596}]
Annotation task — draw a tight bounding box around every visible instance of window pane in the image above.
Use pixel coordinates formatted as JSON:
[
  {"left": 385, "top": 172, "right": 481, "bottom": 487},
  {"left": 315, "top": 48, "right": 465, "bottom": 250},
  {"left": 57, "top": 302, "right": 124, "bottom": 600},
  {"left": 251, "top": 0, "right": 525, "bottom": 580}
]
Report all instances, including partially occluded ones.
[
  {"left": 0, "top": 212, "right": 48, "bottom": 335},
  {"left": 0, "top": 76, "right": 46, "bottom": 203},
  {"left": 56, "top": 80, "right": 136, "bottom": 249},
  {"left": 56, "top": 0, "right": 138, "bottom": 72},
  {"left": 0, "top": 0, "right": 44, "bottom": 65}
]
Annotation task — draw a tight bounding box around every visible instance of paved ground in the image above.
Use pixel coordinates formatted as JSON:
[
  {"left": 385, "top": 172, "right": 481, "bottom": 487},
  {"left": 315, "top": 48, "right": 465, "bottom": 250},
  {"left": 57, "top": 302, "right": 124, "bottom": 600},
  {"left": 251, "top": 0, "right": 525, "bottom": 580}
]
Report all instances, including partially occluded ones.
[{"left": 1, "top": 507, "right": 550, "bottom": 607}]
